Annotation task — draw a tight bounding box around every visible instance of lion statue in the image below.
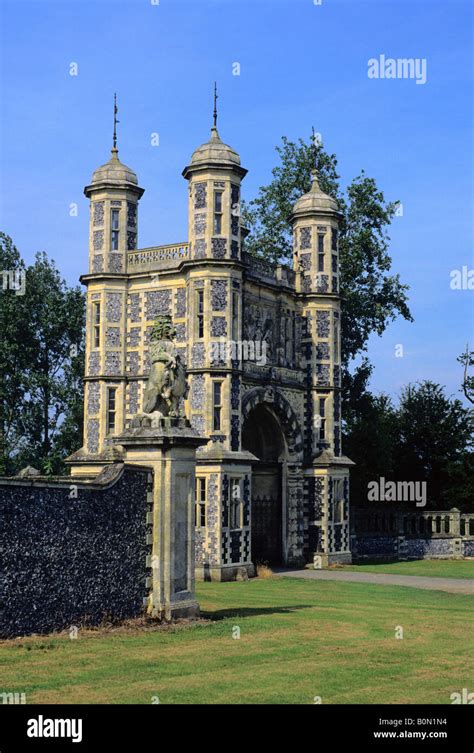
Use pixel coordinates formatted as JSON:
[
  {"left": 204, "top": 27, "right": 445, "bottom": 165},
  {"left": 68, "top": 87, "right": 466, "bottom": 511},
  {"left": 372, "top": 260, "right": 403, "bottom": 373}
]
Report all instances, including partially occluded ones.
[{"left": 142, "top": 315, "right": 189, "bottom": 418}]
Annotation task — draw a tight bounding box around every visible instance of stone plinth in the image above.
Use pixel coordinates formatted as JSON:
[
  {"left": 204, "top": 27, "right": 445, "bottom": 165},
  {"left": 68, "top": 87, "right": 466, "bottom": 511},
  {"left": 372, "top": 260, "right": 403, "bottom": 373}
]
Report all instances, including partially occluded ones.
[{"left": 115, "top": 415, "right": 208, "bottom": 621}]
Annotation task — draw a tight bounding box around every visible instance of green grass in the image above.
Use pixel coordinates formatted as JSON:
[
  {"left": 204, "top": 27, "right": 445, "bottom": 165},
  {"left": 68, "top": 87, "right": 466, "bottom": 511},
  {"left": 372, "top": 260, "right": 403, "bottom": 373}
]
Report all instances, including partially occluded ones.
[
  {"left": 329, "top": 559, "right": 474, "bottom": 579},
  {"left": 0, "top": 576, "right": 472, "bottom": 704}
]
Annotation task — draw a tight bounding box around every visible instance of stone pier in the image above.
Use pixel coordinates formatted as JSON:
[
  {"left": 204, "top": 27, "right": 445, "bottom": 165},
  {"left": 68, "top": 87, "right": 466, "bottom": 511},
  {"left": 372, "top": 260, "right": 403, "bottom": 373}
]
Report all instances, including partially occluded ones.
[{"left": 115, "top": 415, "right": 207, "bottom": 621}]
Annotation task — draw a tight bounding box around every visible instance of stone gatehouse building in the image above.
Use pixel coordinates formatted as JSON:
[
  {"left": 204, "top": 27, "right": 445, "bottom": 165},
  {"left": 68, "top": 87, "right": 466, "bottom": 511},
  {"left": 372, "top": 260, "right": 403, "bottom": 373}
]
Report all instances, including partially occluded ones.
[{"left": 68, "top": 117, "right": 353, "bottom": 579}]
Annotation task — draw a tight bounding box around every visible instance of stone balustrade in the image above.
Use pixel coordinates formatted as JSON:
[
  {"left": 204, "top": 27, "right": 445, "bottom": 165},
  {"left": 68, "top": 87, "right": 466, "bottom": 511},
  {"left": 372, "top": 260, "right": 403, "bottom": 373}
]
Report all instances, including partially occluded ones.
[
  {"left": 351, "top": 508, "right": 474, "bottom": 560},
  {"left": 127, "top": 243, "right": 189, "bottom": 271}
]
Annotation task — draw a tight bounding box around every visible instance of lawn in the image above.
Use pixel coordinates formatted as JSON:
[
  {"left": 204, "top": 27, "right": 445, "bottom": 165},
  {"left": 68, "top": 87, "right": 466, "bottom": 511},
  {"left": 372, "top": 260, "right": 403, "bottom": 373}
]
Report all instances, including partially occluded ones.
[
  {"left": 0, "top": 576, "right": 472, "bottom": 705},
  {"left": 329, "top": 559, "right": 474, "bottom": 579}
]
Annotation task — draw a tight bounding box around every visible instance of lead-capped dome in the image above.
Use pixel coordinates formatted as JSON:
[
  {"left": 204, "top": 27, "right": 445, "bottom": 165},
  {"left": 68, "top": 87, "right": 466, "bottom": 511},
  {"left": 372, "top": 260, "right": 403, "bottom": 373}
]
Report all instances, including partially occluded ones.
[
  {"left": 292, "top": 171, "right": 340, "bottom": 217},
  {"left": 90, "top": 147, "right": 138, "bottom": 186},
  {"left": 189, "top": 127, "right": 241, "bottom": 168}
]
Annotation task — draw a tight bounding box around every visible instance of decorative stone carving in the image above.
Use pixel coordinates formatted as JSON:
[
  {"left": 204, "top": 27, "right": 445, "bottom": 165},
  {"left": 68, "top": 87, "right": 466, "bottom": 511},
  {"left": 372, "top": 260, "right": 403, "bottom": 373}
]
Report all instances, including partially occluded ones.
[
  {"left": 231, "top": 376, "right": 240, "bottom": 411},
  {"left": 92, "top": 255, "right": 104, "bottom": 273},
  {"left": 194, "top": 240, "right": 206, "bottom": 259},
  {"left": 212, "top": 238, "right": 226, "bottom": 259},
  {"left": 109, "top": 253, "right": 123, "bottom": 273},
  {"left": 141, "top": 316, "right": 189, "bottom": 418},
  {"left": 191, "top": 414, "right": 205, "bottom": 435},
  {"left": 87, "top": 418, "right": 99, "bottom": 454},
  {"left": 106, "top": 327, "right": 121, "bottom": 348},
  {"left": 316, "top": 311, "right": 330, "bottom": 338},
  {"left": 128, "top": 293, "right": 141, "bottom": 323},
  {"left": 87, "top": 382, "right": 100, "bottom": 415},
  {"left": 231, "top": 240, "right": 239, "bottom": 259},
  {"left": 194, "top": 182, "right": 207, "bottom": 210},
  {"left": 175, "top": 288, "right": 186, "bottom": 318},
  {"left": 128, "top": 327, "right": 141, "bottom": 347},
  {"left": 300, "top": 227, "right": 312, "bottom": 249},
  {"left": 127, "top": 352, "right": 140, "bottom": 375},
  {"left": 194, "top": 213, "right": 206, "bottom": 235},
  {"left": 315, "top": 274, "right": 329, "bottom": 293},
  {"left": 231, "top": 216, "right": 239, "bottom": 237},
  {"left": 231, "top": 415, "right": 240, "bottom": 451},
  {"left": 88, "top": 352, "right": 100, "bottom": 376},
  {"left": 145, "top": 290, "right": 171, "bottom": 319},
  {"left": 231, "top": 184, "right": 239, "bottom": 208},
  {"left": 106, "top": 293, "right": 122, "bottom": 322},
  {"left": 175, "top": 323, "right": 186, "bottom": 342},
  {"left": 127, "top": 381, "right": 140, "bottom": 416},
  {"left": 127, "top": 202, "right": 137, "bottom": 228},
  {"left": 192, "top": 343, "right": 205, "bottom": 367},
  {"left": 190, "top": 374, "right": 205, "bottom": 410},
  {"left": 211, "top": 316, "right": 227, "bottom": 337},
  {"left": 300, "top": 253, "right": 311, "bottom": 271},
  {"left": 105, "top": 352, "right": 121, "bottom": 375},
  {"left": 316, "top": 343, "right": 330, "bottom": 361},
  {"left": 127, "top": 232, "right": 136, "bottom": 251},
  {"left": 93, "top": 230, "right": 104, "bottom": 251},
  {"left": 211, "top": 280, "right": 227, "bottom": 311},
  {"left": 316, "top": 364, "right": 330, "bottom": 386},
  {"left": 93, "top": 201, "right": 104, "bottom": 226}
]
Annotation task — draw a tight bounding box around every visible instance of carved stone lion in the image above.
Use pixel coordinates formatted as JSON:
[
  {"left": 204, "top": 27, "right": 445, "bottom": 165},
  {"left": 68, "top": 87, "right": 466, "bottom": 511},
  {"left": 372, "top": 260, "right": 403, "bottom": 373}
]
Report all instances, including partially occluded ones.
[{"left": 142, "top": 315, "right": 189, "bottom": 418}]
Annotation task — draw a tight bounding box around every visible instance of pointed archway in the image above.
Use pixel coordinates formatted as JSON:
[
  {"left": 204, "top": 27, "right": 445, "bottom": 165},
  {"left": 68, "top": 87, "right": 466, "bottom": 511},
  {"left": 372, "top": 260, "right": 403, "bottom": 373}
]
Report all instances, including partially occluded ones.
[{"left": 241, "top": 387, "right": 303, "bottom": 565}]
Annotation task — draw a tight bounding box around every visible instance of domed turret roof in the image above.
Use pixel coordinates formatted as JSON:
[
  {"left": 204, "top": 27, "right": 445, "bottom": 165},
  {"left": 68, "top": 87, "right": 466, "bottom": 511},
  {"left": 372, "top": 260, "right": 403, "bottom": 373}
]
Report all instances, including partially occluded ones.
[
  {"left": 85, "top": 147, "right": 144, "bottom": 198},
  {"left": 90, "top": 148, "right": 138, "bottom": 186},
  {"left": 190, "top": 127, "right": 241, "bottom": 168},
  {"left": 292, "top": 171, "right": 340, "bottom": 218}
]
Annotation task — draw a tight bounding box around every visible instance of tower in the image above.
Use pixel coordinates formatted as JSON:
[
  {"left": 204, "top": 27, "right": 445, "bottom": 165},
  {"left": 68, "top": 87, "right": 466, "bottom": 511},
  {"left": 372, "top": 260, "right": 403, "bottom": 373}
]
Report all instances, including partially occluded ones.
[
  {"left": 182, "top": 90, "right": 255, "bottom": 580},
  {"left": 291, "top": 168, "right": 353, "bottom": 563},
  {"left": 76, "top": 98, "right": 145, "bottom": 473}
]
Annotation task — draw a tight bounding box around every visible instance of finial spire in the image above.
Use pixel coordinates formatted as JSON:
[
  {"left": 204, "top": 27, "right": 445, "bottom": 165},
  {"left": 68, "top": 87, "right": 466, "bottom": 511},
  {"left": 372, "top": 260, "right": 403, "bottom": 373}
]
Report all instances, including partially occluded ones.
[
  {"left": 112, "top": 92, "right": 119, "bottom": 153},
  {"left": 311, "top": 126, "right": 321, "bottom": 190},
  {"left": 213, "top": 82, "right": 218, "bottom": 129}
]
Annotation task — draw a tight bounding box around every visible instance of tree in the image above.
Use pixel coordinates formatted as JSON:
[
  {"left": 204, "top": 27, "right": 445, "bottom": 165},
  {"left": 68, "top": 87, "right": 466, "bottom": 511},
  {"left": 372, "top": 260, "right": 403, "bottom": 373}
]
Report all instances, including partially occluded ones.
[
  {"left": 0, "top": 238, "right": 85, "bottom": 475},
  {"left": 394, "top": 381, "right": 473, "bottom": 510},
  {"left": 342, "top": 359, "right": 399, "bottom": 505},
  {"left": 0, "top": 233, "right": 30, "bottom": 474},
  {"left": 242, "top": 135, "right": 413, "bottom": 364}
]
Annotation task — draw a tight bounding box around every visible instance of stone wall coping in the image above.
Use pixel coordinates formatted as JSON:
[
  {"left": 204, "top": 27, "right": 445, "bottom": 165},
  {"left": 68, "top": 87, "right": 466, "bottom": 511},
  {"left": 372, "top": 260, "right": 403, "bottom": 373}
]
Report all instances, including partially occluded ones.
[{"left": 0, "top": 462, "right": 152, "bottom": 492}]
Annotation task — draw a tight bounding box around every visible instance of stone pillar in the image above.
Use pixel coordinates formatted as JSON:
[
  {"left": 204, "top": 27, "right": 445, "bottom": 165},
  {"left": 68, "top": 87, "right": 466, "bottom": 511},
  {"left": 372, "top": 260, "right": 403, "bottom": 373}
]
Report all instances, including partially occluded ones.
[{"left": 115, "top": 416, "right": 207, "bottom": 620}]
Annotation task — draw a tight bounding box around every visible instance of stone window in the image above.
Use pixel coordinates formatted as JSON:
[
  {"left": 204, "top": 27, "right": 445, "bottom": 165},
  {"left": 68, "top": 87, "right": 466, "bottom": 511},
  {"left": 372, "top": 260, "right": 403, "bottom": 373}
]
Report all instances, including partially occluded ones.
[
  {"left": 213, "top": 380, "right": 223, "bottom": 431},
  {"left": 229, "top": 478, "right": 242, "bottom": 529},
  {"left": 318, "top": 234, "right": 325, "bottom": 272},
  {"left": 106, "top": 387, "right": 117, "bottom": 435},
  {"left": 195, "top": 477, "right": 206, "bottom": 527},
  {"left": 111, "top": 209, "right": 120, "bottom": 250},
  {"left": 196, "top": 289, "right": 204, "bottom": 339},
  {"left": 92, "top": 301, "right": 101, "bottom": 348},
  {"left": 214, "top": 190, "right": 223, "bottom": 234}
]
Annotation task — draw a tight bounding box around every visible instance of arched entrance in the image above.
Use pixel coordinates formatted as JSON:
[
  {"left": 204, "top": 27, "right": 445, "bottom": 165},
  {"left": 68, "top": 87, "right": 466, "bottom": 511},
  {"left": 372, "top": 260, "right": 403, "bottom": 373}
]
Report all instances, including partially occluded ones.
[
  {"left": 241, "top": 388, "right": 303, "bottom": 566},
  {"left": 242, "top": 403, "right": 285, "bottom": 565}
]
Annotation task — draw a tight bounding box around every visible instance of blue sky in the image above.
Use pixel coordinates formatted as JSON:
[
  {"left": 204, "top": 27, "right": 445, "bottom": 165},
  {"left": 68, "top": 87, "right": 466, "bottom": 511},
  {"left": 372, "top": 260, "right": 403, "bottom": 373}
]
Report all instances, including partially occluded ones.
[{"left": 1, "top": 0, "right": 473, "bottom": 403}]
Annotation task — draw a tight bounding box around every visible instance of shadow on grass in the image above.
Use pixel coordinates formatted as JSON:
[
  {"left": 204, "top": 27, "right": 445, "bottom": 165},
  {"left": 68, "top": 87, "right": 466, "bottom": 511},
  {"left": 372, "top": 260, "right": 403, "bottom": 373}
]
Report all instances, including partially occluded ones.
[{"left": 200, "top": 604, "right": 313, "bottom": 621}]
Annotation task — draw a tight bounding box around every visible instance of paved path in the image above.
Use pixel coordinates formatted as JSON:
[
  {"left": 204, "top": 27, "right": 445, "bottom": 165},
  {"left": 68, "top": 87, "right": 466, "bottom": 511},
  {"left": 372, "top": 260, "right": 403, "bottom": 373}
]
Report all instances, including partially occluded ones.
[{"left": 275, "top": 568, "right": 474, "bottom": 595}]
